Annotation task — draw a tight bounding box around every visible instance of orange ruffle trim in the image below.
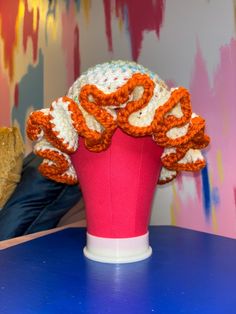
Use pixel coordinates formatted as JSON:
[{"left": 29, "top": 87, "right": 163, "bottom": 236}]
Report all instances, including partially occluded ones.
[{"left": 26, "top": 73, "right": 210, "bottom": 184}]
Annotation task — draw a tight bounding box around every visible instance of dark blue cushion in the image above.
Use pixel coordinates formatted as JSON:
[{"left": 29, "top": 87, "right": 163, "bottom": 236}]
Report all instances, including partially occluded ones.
[{"left": 0, "top": 153, "right": 82, "bottom": 240}]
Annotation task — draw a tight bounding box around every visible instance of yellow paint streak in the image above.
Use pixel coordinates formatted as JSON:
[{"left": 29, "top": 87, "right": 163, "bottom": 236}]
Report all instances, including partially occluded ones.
[
  {"left": 172, "top": 184, "right": 181, "bottom": 212},
  {"left": 28, "top": 1, "right": 49, "bottom": 30},
  {"left": 18, "top": 0, "right": 25, "bottom": 20},
  {"left": 211, "top": 205, "right": 218, "bottom": 233},
  {"left": 47, "top": 16, "right": 58, "bottom": 41},
  {"left": 27, "top": 0, "right": 40, "bottom": 30},
  {"left": 118, "top": 16, "right": 123, "bottom": 32},
  {"left": 170, "top": 203, "right": 176, "bottom": 226},
  {"left": 216, "top": 150, "right": 224, "bottom": 183},
  {"left": 29, "top": 0, "right": 59, "bottom": 42},
  {"left": 32, "top": 6, "right": 38, "bottom": 31},
  {"left": 82, "top": 0, "right": 91, "bottom": 25}
]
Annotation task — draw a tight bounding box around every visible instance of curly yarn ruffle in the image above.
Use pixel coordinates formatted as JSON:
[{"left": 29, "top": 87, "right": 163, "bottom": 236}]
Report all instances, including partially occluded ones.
[{"left": 26, "top": 61, "right": 210, "bottom": 185}]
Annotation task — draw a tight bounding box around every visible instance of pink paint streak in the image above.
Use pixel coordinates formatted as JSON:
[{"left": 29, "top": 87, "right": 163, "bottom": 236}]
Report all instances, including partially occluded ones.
[
  {"left": 61, "top": 1, "right": 81, "bottom": 87},
  {"left": 103, "top": 0, "right": 165, "bottom": 61},
  {"left": 103, "top": 0, "right": 113, "bottom": 51},
  {"left": 194, "top": 172, "right": 202, "bottom": 201},
  {"left": 234, "top": 187, "right": 236, "bottom": 208},
  {"left": 23, "top": 0, "right": 39, "bottom": 62},
  {"left": 165, "top": 79, "right": 176, "bottom": 89},
  {"left": 174, "top": 39, "right": 236, "bottom": 238},
  {"left": 176, "top": 173, "right": 183, "bottom": 190},
  {"left": 73, "top": 25, "right": 80, "bottom": 81}
]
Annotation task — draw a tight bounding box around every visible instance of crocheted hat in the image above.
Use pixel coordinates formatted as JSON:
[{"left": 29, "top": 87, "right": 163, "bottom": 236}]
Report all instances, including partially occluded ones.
[{"left": 27, "top": 60, "right": 210, "bottom": 185}]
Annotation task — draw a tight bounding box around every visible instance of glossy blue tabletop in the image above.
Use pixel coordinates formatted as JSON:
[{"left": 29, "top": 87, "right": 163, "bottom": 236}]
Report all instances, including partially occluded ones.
[{"left": 0, "top": 226, "right": 236, "bottom": 314}]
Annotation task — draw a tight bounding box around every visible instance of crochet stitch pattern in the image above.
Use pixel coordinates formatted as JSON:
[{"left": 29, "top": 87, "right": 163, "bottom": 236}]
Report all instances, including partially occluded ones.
[{"left": 26, "top": 60, "right": 210, "bottom": 185}]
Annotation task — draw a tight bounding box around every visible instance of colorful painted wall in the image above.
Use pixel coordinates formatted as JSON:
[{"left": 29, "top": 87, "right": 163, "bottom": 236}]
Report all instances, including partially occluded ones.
[{"left": 0, "top": 0, "right": 236, "bottom": 238}]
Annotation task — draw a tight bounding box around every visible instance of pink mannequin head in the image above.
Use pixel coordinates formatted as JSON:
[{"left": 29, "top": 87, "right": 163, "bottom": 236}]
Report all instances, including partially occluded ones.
[{"left": 71, "top": 129, "right": 163, "bottom": 238}]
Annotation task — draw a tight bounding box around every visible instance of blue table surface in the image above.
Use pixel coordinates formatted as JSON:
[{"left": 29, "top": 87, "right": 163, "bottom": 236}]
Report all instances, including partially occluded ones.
[{"left": 0, "top": 226, "right": 236, "bottom": 314}]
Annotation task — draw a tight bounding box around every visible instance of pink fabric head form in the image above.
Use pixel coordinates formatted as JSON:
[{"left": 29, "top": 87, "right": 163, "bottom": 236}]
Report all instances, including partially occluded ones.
[{"left": 71, "top": 129, "right": 163, "bottom": 239}]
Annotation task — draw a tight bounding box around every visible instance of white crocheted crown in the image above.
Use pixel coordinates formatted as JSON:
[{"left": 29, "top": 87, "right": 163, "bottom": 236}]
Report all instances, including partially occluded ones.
[{"left": 68, "top": 61, "right": 169, "bottom": 129}]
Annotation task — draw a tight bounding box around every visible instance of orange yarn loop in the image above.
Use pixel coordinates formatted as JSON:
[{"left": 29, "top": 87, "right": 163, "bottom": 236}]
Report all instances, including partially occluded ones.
[
  {"left": 77, "top": 73, "right": 154, "bottom": 150},
  {"left": 26, "top": 111, "right": 49, "bottom": 141},
  {"left": 36, "top": 148, "right": 77, "bottom": 184},
  {"left": 151, "top": 88, "right": 210, "bottom": 174},
  {"left": 27, "top": 107, "right": 75, "bottom": 154},
  {"left": 158, "top": 173, "right": 179, "bottom": 185}
]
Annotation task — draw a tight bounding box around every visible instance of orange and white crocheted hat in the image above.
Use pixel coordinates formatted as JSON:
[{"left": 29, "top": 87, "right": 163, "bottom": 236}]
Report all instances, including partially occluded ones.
[{"left": 27, "top": 60, "right": 210, "bottom": 185}]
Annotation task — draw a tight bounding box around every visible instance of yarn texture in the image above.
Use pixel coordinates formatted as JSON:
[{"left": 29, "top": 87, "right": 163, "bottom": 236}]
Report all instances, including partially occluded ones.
[
  {"left": 26, "top": 61, "right": 210, "bottom": 184},
  {"left": 0, "top": 127, "right": 25, "bottom": 208}
]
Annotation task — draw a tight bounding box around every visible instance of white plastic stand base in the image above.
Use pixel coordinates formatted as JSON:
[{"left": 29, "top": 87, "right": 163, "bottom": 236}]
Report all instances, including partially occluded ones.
[{"left": 83, "top": 232, "right": 152, "bottom": 264}]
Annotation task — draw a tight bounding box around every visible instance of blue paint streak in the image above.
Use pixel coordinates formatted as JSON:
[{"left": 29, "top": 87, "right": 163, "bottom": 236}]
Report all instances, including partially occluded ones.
[
  {"left": 64, "top": 0, "right": 81, "bottom": 12},
  {"left": 12, "top": 49, "right": 44, "bottom": 140},
  {"left": 201, "top": 164, "right": 211, "bottom": 219},
  {"left": 123, "top": 4, "right": 132, "bottom": 57},
  {"left": 212, "top": 187, "right": 220, "bottom": 207},
  {"left": 123, "top": 4, "right": 129, "bottom": 34}
]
